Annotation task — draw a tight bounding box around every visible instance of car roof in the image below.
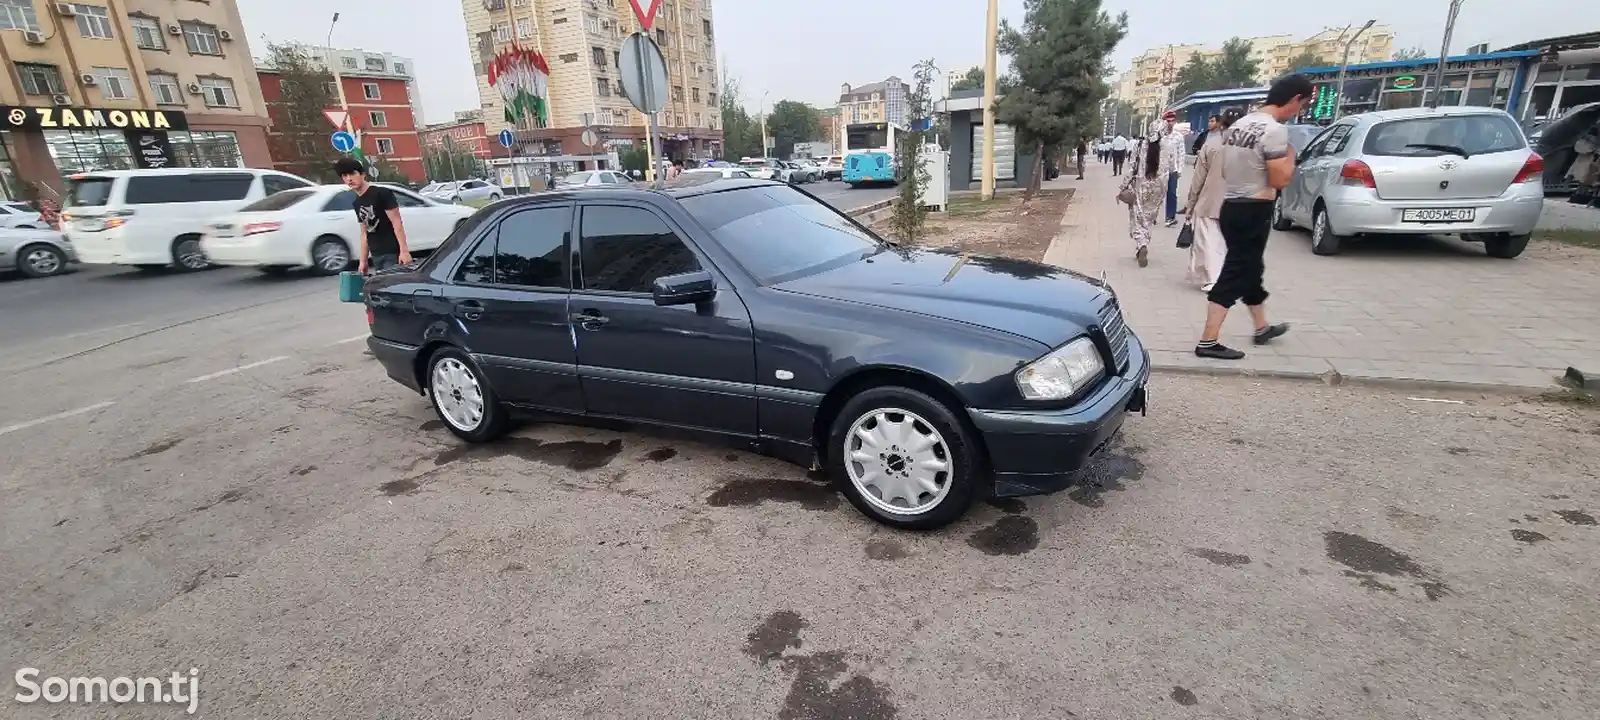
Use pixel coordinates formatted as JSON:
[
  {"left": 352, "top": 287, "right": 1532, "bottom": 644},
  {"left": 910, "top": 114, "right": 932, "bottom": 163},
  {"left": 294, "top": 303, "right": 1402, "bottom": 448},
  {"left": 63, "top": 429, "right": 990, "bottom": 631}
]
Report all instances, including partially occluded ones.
[
  {"left": 486, "top": 177, "right": 782, "bottom": 207},
  {"left": 1343, "top": 106, "right": 1514, "bottom": 125},
  {"left": 67, "top": 168, "right": 297, "bottom": 179}
]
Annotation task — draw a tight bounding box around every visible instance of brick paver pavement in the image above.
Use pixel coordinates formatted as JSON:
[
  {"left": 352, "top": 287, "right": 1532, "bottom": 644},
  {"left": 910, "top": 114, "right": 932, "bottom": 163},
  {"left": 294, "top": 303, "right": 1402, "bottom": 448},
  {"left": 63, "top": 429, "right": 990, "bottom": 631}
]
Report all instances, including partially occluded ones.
[{"left": 1042, "top": 159, "right": 1600, "bottom": 389}]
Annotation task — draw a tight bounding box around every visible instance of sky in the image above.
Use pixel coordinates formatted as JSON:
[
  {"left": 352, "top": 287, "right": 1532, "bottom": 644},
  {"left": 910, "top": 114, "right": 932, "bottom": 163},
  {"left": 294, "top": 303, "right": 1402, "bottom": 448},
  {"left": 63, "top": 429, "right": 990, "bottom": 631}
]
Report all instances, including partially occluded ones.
[{"left": 237, "top": 0, "right": 1589, "bottom": 125}]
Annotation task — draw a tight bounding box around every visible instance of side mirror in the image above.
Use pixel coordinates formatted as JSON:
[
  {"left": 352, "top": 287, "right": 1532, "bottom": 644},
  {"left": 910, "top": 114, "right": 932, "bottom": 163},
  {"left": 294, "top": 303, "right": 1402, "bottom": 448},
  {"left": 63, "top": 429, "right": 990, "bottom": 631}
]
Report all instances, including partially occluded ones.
[{"left": 652, "top": 269, "right": 716, "bottom": 306}]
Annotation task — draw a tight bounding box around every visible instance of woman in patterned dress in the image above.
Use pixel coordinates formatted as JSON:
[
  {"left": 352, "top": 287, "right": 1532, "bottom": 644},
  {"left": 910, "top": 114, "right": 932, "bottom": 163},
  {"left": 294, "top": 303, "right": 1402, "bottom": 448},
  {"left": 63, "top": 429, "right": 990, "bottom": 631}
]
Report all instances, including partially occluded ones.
[{"left": 1119, "top": 121, "right": 1167, "bottom": 267}]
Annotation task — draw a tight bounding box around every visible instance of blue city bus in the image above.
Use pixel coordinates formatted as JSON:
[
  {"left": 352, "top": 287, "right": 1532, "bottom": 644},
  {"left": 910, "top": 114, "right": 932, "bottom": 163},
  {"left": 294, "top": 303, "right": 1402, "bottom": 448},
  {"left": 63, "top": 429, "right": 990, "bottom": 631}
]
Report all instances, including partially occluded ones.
[{"left": 842, "top": 122, "right": 902, "bottom": 186}]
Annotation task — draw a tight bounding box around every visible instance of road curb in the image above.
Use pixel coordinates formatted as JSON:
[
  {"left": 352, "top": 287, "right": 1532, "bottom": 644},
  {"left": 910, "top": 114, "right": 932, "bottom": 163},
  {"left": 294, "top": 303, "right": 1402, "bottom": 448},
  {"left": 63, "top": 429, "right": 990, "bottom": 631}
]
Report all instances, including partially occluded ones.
[
  {"left": 846, "top": 198, "right": 897, "bottom": 226},
  {"left": 1150, "top": 363, "right": 1561, "bottom": 397}
]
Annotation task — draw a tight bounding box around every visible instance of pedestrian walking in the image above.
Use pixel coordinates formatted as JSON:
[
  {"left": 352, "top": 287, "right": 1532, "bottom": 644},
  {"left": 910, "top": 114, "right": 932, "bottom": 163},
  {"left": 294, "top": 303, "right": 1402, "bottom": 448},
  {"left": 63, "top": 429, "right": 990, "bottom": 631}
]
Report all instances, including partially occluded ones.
[
  {"left": 1118, "top": 121, "right": 1165, "bottom": 268},
  {"left": 1181, "top": 107, "right": 1239, "bottom": 292},
  {"left": 1098, "top": 138, "right": 1110, "bottom": 164},
  {"left": 1110, "top": 134, "right": 1129, "bottom": 175},
  {"left": 1161, "top": 110, "right": 1186, "bottom": 227},
  {"left": 1194, "top": 74, "right": 1311, "bottom": 360},
  {"left": 1075, "top": 138, "right": 1087, "bottom": 179},
  {"left": 336, "top": 157, "right": 412, "bottom": 275}
]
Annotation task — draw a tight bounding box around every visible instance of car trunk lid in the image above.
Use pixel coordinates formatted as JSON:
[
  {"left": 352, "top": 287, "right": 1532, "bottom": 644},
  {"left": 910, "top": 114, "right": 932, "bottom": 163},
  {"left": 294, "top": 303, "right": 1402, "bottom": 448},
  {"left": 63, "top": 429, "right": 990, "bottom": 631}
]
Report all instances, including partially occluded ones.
[{"left": 1361, "top": 112, "right": 1531, "bottom": 201}]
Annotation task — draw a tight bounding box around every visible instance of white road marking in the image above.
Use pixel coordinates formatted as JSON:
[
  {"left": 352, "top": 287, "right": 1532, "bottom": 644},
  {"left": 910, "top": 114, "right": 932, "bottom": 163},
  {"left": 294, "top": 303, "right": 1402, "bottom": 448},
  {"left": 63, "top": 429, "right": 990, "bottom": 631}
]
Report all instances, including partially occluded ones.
[
  {"left": 327, "top": 334, "right": 368, "bottom": 347},
  {"left": 1406, "top": 397, "right": 1467, "bottom": 405},
  {"left": 186, "top": 356, "right": 290, "bottom": 384},
  {"left": 0, "top": 401, "right": 117, "bottom": 438}
]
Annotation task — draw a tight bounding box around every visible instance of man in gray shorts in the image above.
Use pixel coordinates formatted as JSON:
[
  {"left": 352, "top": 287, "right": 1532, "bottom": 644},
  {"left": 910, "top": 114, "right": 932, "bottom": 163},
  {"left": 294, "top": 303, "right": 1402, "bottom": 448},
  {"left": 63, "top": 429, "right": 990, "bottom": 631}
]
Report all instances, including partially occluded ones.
[{"left": 1194, "top": 74, "right": 1313, "bottom": 360}]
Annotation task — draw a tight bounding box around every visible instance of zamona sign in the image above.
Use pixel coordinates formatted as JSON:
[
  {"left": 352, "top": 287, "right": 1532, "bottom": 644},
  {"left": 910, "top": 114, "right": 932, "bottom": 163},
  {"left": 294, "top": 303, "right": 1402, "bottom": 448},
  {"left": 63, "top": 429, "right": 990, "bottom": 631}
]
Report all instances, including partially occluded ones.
[{"left": 1, "top": 106, "right": 189, "bottom": 131}]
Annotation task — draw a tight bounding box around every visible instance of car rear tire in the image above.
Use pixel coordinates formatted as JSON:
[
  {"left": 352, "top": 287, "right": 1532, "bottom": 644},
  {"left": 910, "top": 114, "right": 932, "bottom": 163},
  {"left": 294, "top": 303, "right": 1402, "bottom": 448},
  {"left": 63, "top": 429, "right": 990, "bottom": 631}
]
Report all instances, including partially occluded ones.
[
  {"left": 15, "top": 243, "right": 67, "bottom": 278},
  {"left": 1481, "top": 233, "right": 1530, "bottom": 259},
  {"left": 826, "top": 386, "right": 981, "bottom": 531},
  {"left": 1310, "top": 204, "right": 1345, "bottom": 256},
  {"left": 310, "top": 235, "right": 351, "bottom": 276},
  {"left": 1271, "top": 195, "right": 1294, "bottom": 231},
  {"left": 426, "top": 347, "right": 510, "bottom": 443},
  {"left": 489, "top": 193, "right": 501, "bottom": 202},
  {"left": 171, "top": 234, "right": 211, "bottom": 272}
]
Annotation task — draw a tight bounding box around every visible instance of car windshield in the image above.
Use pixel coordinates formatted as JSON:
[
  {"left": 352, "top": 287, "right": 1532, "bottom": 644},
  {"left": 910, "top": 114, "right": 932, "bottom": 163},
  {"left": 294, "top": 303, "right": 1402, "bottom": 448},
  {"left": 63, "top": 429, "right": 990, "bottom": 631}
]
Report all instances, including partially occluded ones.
[
  {"left": 1363, "top": 114, "right": 1526, "bottom": 157},
  {"left": 239, "top": 188, "right": 315, "bottom": 212},
  {"left": 680, "top": 185, "right": 883, "bottom": 284},
  {"left": 563, "top": 172, "right": 594, "bottom": 185},
  {"left": 66, "top": 177, "right": 115, "bottom": 207},
  {"left": 419, "top": 183, "right": 443, "bottom": 193}
]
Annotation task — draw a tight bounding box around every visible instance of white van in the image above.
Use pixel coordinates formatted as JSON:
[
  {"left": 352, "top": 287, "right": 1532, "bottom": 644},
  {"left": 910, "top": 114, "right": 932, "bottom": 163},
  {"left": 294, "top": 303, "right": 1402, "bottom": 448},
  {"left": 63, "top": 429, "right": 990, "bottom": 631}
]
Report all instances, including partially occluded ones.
[{"left": 64, "top": 168, "right": 316, "bottom": 271}]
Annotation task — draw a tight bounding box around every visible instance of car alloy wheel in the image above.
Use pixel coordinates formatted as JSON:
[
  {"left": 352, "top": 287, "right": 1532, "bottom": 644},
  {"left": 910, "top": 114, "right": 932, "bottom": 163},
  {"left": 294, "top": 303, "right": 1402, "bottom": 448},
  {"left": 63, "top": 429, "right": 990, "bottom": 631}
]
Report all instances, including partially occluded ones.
[
  {"left": 313, "top": 237, "right": 351, "bottom": 274},
  {"left": 844, "top": 407, "right": 953, "bottom": 516},
  {"left": 20, "top": 245, "right": 65, "bottom": 277},
  {"left": 432, "top": 357, "right": 485, "bottom": 433},
  {"left": 1311, "top": 207, "right": 1342, "bottom": 255},
  {"left": 174, "top": 236, "right": 209, "bottom": 271}
]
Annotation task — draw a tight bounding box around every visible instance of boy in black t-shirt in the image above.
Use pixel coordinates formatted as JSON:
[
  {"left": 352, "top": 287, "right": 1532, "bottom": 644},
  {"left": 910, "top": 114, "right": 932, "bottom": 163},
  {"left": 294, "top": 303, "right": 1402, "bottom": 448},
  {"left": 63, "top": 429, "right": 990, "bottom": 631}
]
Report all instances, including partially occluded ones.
[{"left": 335, "top": 158, "right": 412, "bottom": 274}]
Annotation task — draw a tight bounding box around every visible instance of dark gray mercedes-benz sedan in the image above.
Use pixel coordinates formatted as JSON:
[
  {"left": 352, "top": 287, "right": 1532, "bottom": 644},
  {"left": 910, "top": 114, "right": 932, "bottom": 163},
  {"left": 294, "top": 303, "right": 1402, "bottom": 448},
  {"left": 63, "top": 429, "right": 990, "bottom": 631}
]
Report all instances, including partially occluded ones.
[{"left": 365, "top": 177, "right": 1148, "bottom": 529}]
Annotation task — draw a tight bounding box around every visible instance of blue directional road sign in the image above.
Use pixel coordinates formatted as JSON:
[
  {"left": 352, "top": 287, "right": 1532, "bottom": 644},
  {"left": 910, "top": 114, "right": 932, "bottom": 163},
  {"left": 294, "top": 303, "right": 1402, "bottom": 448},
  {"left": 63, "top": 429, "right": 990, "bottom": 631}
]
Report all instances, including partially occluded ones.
[
  {"left": 498, "top": 129, "right": 515, "bottom": 148},
  {"left": 331, "top": 130, "right": 356, "bottom": 153}
]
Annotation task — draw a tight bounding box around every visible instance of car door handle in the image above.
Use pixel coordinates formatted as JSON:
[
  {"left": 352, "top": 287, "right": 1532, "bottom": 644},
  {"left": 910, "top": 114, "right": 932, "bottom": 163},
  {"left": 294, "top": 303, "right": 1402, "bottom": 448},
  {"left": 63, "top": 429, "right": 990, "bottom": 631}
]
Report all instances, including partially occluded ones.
[
  {"left": 570, "top": 310, "right": 609, "bottom": 329},
  {"left": 454, "top": 300, "right": 485, "bottom": 321}
]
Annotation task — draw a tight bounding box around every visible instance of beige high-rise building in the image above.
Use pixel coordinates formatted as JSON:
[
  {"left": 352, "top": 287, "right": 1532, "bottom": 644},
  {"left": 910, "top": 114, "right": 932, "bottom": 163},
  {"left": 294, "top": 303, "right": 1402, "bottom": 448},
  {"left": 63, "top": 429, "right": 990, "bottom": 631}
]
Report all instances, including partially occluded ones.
[
  {"left": 0, "top": 0, "right": 273, "bottom": 199},
  {"left": 1118, "top": 25, "right": 1395, "bottom": 120},
  {"left": 459, "top": 0, "right": 722, "bottom": 168}
]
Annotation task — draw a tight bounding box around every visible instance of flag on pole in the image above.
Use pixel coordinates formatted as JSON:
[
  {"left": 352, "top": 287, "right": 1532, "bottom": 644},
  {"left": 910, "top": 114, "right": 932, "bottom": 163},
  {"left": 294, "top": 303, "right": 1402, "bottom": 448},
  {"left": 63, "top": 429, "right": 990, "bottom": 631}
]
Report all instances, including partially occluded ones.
[{"left": 487, "top": 45, "right": 551, "bottom": 127}]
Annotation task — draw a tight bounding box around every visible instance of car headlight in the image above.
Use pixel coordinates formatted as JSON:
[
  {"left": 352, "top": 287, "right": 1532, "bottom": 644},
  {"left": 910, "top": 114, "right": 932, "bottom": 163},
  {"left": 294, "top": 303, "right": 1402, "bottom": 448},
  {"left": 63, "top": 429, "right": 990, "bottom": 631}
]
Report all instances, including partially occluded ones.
[{"left": 1014, "top": 336, "right": 1105, "bottom": 401}]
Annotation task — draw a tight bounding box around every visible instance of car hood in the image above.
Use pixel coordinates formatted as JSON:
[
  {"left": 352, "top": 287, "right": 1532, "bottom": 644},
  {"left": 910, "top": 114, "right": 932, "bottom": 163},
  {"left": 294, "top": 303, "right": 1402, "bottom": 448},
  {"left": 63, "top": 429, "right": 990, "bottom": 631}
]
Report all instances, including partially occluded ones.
[{"left": 771, "top": 246, "right": 1114, "bottom": 347}]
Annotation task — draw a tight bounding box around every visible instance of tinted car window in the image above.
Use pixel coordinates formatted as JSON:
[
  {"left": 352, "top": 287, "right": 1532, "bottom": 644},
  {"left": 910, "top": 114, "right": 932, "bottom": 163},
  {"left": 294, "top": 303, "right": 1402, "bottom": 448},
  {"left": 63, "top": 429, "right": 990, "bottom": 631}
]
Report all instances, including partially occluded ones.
[
  {"left": 125, "top": 173, "right": 254, "bottom": 204},
  {"left": 1363, "top": 114, "right": 1526, "bottom": 157},
  {"left": 241, "top": 188, "right": 314, "bottom": 212},
  {"left": 578, "top": 205, "right": 699, "bottom": 293},
  {"left": 679, "top": 186, "right": 879, "bottom": 284},
  {"left": 455, "top": 234, "right": 496, "bottom": 284},
  {"left": 1322, "top": 125, "right": 1355, "bottom": 155},
  {"left": 67, "top": 177, "right": 114, "bottom": 207},
  {"left": 262, "top": 174, "right": 311, "bottom": 196},
  {"left": 392, "top": 190, "right": 425, "bottom": 207},
  {"left": 564, "top": 172, "right": 594, "bottom": 186},
  {"left": 494, "top": 206, "right": 569, "bottom": 288},
  {"left": 323, "top": 191, "right": 356, "bottom": 212}
]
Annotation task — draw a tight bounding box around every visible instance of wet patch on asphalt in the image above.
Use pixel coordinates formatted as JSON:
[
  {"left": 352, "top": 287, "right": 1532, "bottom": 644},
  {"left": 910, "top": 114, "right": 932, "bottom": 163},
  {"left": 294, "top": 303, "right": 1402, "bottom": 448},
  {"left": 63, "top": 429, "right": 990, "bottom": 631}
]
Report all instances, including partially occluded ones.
[
  {"left": 1445, "top": 446, "right": 1469, "bottom": 455},
  {"left": 433, "top": 436, "right": 624, "bottom": 472},
  {"left": 966, "top": 516, "right": 1039, "bottom": 556},
  {"left": 744, "top": 611, "right": 898, "bottom": 720},
  {"left": 1186, "top": 548, "right": 1251, "bottom": 567},
  {"left": 1555, "top": 509, "right": 1596, "bottom": 526},
  {"left": 864, "top": 538, "right": 909, "bottom": 560},
  {"left": 291, "top": 465, "right": 316, "bottom": 476},
  {"left": 1066, "top": 439, "right": 1146, "bottom": 508},
  {"left": 304, "top": 364, "right": 341, "bottom": 376},
  {"left": 706, "top": 476, "right": 840, "bottom": 511},
  {"left": 985, "top": 498, "right": 1027, "bottom": 514},
  {"left": 380, "top": 478, "right": 420, "bottom": 496},
  {"left": 1170, "top": 686, "right": 1198, "bottom": 706},
  {"left": 645, "top": 447, "right": 678, "bottom": 462},
  {"left": 125, "top": 438, "right": 181, "bottom": 460},
  {"left": 418, "top": 419, "right": 445, "bottom": 432},
  {"left": 191, "top": 489, "right": 246, "bottom": 513},
  {"left": 1323, "top": 531, "right": 1449, "bottom": 600},
  {"left": 1511, "top": 529, "right": 1548, "bottom": 544},
  {"left": 282, "top": 386, "right": 324, "bottom": 401}
]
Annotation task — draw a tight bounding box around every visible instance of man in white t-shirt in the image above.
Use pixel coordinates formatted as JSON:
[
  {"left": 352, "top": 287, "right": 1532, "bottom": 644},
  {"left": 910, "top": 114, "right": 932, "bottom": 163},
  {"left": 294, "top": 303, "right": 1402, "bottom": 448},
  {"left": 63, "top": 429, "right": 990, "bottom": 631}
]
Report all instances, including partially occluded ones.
[
  {"left": 1110, "top": 135, "right": 1129, "bottom": 175},
  {"left": 1194, "top": 74, "right": 1313, "bottom": 361}
]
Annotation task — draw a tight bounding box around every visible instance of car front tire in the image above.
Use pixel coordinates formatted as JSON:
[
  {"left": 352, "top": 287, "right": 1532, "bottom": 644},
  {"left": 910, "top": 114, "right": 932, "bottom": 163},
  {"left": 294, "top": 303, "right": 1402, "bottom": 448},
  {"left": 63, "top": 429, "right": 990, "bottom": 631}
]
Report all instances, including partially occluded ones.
[
  {"left": 427, "top": 347, "right": 510, "bottom": 443},
  {"left": 1271, "top": 195, "right": 1294, "bottom": 231},
  {"left": 310, "top": 235, "right": 352, "bottom": 276},
  {"left": 1311, "top": 204, "right": 1345, "bottom": 256},
  {"left": 1481, "top": 233, "right": 1530, "bottom": 259},
  {"left": 171, "top": 234, "right": 211, "bottom": 272},
  {"left": 15, "top": 243, "right": 67, "bottom": 278},
  {"left": 826, "top": 385, "right": 981, "bottom": 531}
]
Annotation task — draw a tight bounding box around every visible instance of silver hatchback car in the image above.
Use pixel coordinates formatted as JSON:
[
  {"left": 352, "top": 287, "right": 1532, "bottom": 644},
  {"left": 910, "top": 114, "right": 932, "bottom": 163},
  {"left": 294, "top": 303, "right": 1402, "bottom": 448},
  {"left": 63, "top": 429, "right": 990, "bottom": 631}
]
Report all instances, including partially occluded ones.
[{"left": 1273, "top": 107, "right": 1544, "bottom": 258}]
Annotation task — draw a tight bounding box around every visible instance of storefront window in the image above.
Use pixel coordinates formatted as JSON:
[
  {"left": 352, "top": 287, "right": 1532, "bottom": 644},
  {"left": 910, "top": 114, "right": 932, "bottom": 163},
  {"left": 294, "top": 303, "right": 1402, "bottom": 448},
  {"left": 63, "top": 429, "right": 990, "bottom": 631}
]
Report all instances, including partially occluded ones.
[
  {"left": 42, "top": 129, "right": 242, "bottom": 182},
  {"left": 1564, "top": 64, "right": 1600, "bottom": 82}
]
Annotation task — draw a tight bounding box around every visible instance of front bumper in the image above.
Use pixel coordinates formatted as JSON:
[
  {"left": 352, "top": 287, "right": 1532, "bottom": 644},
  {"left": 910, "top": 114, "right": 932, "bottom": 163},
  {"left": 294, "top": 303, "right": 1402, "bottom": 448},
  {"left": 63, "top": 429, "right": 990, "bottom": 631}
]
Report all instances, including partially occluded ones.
[
  {"left": 967, "top": 333, "right": 1151, "bottom": 497},
  {"left": 1326, "top": 183, "right": 1544, "bottom": 236}
]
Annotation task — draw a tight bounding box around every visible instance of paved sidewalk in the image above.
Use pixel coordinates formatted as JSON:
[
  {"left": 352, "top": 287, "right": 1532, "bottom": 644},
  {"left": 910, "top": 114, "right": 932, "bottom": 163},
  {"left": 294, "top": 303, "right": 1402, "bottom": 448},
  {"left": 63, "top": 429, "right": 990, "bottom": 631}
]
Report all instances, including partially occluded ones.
[{"left": 1043, "top": 160, "right": 1600, "bottom": 389}]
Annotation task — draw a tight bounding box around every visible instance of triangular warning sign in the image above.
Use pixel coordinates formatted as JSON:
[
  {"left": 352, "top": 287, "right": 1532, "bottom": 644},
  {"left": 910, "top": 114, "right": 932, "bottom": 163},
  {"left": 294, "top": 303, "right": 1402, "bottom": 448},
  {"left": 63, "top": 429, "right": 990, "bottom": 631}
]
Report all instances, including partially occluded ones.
[
  {"left": 628, "top": 0, "right": 662, "bottom": 31},
  {"left": 324, "top": 110, "right": 349, "bottom": 130}
]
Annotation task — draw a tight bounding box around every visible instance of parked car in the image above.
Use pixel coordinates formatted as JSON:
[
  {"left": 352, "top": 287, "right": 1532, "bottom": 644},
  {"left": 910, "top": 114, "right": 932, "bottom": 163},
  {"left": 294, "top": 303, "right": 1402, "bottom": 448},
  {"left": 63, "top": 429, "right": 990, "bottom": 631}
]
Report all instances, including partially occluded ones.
[
  {"left": 555, "top": 170, "right": 634, "bottom": 188},
  {"left": 738, "top": 158, "right": 790, "bottom": 182},
  {"left": 199, "top": 184, "right": 475, "bottom": 275},
  {"left": 0, "top": 227, "right": 75, "bottom": 278},
  {"left": 63, "top": 168, "right": 316, "bottom": 272},
  {"left": 1533, "top": 102, "right": 1600, "bottom": 196},
  {"left": 0, "top": 201, "right": 46, "bottom": 229},
  {"left": 1272, "top": 107, "right": 1543, "bottom": 258},
  {"left": 363, "top": 179, "right": 1149, "bottom": 530},
  {"left": 793, "top": 159, "right": 826, "bottom": 183},
  {"left": 422, "top": 179, "right": 502, "bottom": 205},
  {"left": 682, "top": 167, "right": 757, "bottom": 179},
  {"left": 816, "top": 156, "right": 844, "bottom": 181}
]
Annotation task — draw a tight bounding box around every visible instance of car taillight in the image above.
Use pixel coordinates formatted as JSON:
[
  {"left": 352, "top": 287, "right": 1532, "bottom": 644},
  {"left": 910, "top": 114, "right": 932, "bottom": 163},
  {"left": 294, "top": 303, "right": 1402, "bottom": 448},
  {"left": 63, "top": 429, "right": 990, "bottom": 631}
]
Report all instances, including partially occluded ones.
[
  {"left": 1512, "top": 152, "right": 1544, "bottom": 184},
  {"left": 366, "top": 307, "right": 374, "bottom": 326},
  {"left": 1339, "top": 159, "right": 1376, "bottom": 188},
  {"left": 243, "top": 221, "right": 281, "bottom": 236}
]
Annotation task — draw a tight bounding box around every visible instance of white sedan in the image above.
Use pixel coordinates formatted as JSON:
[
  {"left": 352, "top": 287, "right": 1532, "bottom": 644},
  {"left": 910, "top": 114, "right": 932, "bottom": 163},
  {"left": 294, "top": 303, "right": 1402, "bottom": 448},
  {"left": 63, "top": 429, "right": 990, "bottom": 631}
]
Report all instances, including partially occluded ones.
[
  {"left": 0, "top": 201, "right": 46, "bottom": 229},
  {"left": 199, "top": 184, "right": 476, "bottom": 275},
  {"left": 422, "top": 179, "right": 502, "bottom": 204}
]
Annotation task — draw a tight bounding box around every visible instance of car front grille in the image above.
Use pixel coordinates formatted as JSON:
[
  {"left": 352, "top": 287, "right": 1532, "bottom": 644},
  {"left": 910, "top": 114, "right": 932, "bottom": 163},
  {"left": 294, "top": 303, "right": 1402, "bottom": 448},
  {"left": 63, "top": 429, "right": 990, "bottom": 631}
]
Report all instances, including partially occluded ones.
[{"left": 1097, "top": 299, "right": 1131, "bottom": 373}]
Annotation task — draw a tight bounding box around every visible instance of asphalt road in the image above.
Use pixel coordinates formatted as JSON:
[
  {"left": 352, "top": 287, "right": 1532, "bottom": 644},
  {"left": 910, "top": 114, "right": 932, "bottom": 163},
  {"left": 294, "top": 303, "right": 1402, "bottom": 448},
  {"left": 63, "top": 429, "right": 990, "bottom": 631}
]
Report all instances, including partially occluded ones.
[{"left": 2, "top": 272, "right": 1597, "bottom": 718}]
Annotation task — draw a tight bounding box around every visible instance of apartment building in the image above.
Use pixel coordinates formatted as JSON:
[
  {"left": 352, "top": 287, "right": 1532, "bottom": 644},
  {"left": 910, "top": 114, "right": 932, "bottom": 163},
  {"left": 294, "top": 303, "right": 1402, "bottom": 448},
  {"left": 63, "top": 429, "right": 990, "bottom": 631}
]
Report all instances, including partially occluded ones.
[
  {"left": 257, "top": 66, "right": 425, "bottom": 182},
  {"left": 0, "top": 0, "right": 271, "bottom": 199},
  {"left": 1118, "top": 25, "right": 1395, "bottom": 119},
  {"left": 837, "top": 76, "right": 910, "bottom": 126},
  {"left": 280, "top": 43, "right": 424, "bottom": 126},
  {"left": 458, "top": 0, "right": 722, "bottom": 169},
  {"left": 420, "top": 117, "right": 491, "bottom": 160}
]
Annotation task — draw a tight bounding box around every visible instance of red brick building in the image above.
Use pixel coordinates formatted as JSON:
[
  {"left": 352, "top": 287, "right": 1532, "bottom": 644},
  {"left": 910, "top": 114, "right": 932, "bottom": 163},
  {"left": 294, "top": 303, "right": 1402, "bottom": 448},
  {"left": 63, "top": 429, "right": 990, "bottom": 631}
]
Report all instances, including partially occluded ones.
[
  {"left": 256, "top": 70, "right": 425, "bottom": 182},
  {"left": 420, "top": 119, "right": 491, "bottom": 160}
]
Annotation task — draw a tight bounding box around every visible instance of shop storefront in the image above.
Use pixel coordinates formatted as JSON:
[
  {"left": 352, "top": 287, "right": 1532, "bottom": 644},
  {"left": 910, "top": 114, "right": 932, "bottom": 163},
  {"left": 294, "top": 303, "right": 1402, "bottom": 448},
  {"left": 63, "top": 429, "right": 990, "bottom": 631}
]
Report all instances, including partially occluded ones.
[
  {"left": 0, "top": 105, "right": 247, "bottom": 202},
  {"left": 1497, "top": 31, "right": 1600, "bottom": 123},
  {"left": 1298, "top": 50, "right": 1539, "bottom": 123}
]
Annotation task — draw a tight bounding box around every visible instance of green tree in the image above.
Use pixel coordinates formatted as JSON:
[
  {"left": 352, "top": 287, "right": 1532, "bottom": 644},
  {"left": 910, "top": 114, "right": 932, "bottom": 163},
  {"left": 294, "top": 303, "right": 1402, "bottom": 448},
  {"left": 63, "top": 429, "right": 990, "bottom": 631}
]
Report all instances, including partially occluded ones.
[
  {"left": 1169, "top": 53, "right": 1215, "bottom": 104},
  {"left": 719, "top": 74, "right": 763, "bottom": 160},
  {"left": 1210, "top": 37, "right": 1262, "bottom": 88},
  {"left": 262, "top": 43, "right": 342, "bottom": 182},
  {"left": 996, "top": 0, "right": 1128, "bottom": 194},
  {"left": 423, "top": 140, "right": 485, "bottom": 183},
  {"left": 619, "top": 147, "right": 648, "bottom": 174},
  {"left": 1284, "top": 49, "right": 1326, "bottom": 73},
  {"left": 889, "top": 59, "right": 937, "bottom": 243},
  {"left": 1109, "top": 99, "right": 1136, "bottom": 137},
  {"left": 1393, "top": 46, "right": 1429, "bottom": 61},
  {"left": 765, "top": 100, "right": 823, "bottom": 159},
  {"left": 950, "top": 66, "right": 986, "bottom": 92}
]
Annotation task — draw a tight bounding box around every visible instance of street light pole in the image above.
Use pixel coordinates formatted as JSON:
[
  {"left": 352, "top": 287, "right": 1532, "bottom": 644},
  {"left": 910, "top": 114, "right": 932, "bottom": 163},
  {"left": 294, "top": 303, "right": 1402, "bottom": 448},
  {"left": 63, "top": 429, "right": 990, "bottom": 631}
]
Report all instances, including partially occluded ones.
[
  {"left": 1430, "top": 0, "right": 1465, "bottom": 108},
  {"left": 1333, "top": 20, "right": 1376, "bottom": 121},
  {"left": 326, "top": 14, "right": 355, "bottom": 151},
  {"left": 980, "top": 0, "right": 998, "bottom": 200},
  {"left": 759, "top": 90, "right": 770, "bottom": 157}
]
